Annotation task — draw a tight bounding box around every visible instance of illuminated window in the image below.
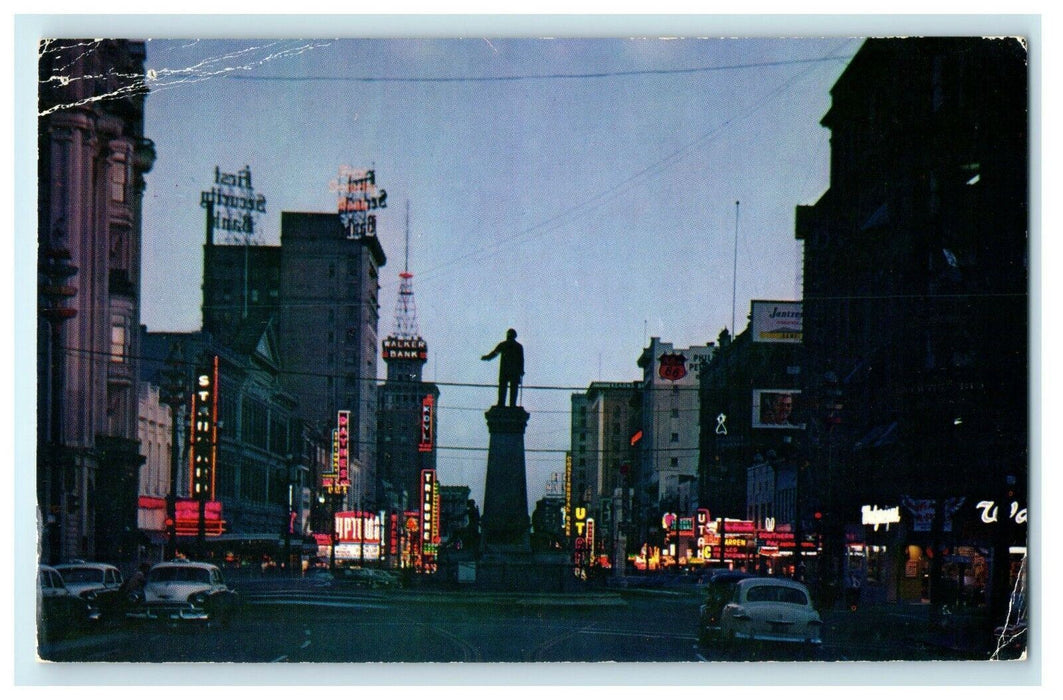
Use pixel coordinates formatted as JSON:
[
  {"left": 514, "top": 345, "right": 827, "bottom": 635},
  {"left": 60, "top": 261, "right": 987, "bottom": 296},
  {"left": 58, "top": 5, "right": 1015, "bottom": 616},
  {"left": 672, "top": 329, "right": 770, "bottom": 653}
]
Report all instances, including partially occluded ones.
[
  {"left": 110, "top": 320, "right": 127, "bottom": 362},
  {"left": 110, "top": 156, "right": 128, "bottom": 203}
]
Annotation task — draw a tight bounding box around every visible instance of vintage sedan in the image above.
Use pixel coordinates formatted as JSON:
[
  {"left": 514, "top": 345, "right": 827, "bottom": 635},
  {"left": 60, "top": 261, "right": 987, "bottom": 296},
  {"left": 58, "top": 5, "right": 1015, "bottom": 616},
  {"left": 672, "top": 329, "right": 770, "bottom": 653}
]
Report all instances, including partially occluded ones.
[
  {"left": 126, "top": 561, "right": 239, "bottom": 625},
  {"left": 719, "top": 577, "right": 823, "bottom": 648},
  {"left": 38, "top": 565, "right": 94, "bottom": 641},
  {"left": 697, "top": 570, "right": 753, "bottom": 643},
  {"left": 54, "top": 562, "right": 124, "bottom": 622}
]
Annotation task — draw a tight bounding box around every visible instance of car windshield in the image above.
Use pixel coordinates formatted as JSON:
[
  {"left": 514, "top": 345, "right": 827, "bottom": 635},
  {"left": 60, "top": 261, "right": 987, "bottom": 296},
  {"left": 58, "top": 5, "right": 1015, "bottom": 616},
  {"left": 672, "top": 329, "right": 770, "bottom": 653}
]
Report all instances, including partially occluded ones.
[
  {"left": 746, "top": 585, "right": 809, "bottom": 606},
  {"left": 58, "top": 567, "right": 103, "bottom": 583},
  {"left": 148, "top": 567, "right": 211, "bottom": 584}
]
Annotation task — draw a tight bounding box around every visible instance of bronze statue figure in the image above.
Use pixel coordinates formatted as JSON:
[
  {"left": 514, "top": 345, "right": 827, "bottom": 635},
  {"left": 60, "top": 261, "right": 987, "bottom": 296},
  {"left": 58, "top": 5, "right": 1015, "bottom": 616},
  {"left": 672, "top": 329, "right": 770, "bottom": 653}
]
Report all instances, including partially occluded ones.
[{"left": 482, "top": 328, "right": 524, "bottom": 407}]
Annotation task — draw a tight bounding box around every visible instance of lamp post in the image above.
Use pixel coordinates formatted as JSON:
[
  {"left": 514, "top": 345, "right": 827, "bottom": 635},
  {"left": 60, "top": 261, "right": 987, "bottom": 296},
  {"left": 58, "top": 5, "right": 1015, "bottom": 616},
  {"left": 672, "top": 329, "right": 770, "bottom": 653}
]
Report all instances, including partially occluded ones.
[
  {"left": 39, "top": 246, "right": 78, "bottom": 565},
  {"left": 159, "top": 341, "right": 186, "bottom": 561}
]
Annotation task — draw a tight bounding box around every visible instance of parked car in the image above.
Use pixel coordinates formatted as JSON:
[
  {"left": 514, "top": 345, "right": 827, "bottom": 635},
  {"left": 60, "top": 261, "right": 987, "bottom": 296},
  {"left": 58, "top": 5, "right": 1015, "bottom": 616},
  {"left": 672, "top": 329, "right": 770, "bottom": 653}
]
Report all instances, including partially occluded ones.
[
  {"left": 54, "top": 562, "right": 124, "bottom": 622},
  {"left": 126, "top": 560, "right": 239, "bottom": 625},
  {"left": 719, "top": 577, "right": 823, "bottom": 649},
  {"left": 697, "top": 570, "right": 754, "bottom": 643},
  {"left": 307, "top": 568, "right": 335, "bottom": 588},
  {"left": 38, "top": 565, "right": 94, "bottom": 641},
  {"left": 339, "top": 567, "right": 401, "bottom": 589}
]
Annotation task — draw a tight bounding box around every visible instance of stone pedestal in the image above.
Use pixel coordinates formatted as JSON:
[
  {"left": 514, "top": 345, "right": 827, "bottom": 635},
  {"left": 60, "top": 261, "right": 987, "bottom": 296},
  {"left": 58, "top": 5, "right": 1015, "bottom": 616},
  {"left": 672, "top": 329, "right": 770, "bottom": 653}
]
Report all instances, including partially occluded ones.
[{"left": 481, "top": 405, "right": 531, "bottom": 555}]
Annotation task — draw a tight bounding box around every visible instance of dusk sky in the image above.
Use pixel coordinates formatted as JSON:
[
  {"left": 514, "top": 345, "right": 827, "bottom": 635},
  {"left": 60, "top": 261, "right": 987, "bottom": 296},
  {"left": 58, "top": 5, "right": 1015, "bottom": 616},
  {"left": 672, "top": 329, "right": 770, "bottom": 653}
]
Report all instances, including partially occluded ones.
[
  {"left": 140, "top": 36, "right": 848, "bottom": 507},
  {"left": 132, "top": 34, "right": 858, "bottom": 508}
]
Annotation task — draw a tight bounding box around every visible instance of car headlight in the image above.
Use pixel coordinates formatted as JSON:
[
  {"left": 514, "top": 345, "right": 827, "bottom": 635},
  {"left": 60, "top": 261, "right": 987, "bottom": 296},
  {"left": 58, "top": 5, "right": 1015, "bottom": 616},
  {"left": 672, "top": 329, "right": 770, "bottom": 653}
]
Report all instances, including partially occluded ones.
[
  {"left": 83, "top": 591, "right": 97, "bottom": 601},
  {"left": 190, "top": 592, "right": 208, "bottom": 606}
]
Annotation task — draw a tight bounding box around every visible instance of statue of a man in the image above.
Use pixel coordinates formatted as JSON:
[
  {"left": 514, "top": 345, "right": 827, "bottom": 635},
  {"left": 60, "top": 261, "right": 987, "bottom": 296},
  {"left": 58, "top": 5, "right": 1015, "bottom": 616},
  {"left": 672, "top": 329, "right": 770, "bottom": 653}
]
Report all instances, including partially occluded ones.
[{"left": 482, "top": 328, "right": 524, "bottom": 407}]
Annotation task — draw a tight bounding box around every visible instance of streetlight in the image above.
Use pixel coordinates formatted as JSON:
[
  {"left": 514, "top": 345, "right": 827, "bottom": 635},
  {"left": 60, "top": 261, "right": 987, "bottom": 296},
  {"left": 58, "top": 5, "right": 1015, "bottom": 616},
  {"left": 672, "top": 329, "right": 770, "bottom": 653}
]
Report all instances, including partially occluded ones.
[{"left": 159, "top": 341, "right": 187, "bottom": 561}]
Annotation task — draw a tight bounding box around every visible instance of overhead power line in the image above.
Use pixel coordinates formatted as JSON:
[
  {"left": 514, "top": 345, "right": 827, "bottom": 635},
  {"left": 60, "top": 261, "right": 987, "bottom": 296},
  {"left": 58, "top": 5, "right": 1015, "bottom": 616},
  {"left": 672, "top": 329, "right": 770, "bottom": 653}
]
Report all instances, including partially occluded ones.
[{"left": 226, "top": 55, "right": 856, "bottom": 84}]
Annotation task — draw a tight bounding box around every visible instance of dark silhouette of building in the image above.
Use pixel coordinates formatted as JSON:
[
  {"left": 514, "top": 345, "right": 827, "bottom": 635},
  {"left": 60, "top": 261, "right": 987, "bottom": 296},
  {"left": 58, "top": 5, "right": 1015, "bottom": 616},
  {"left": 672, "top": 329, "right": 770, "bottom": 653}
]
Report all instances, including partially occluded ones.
[
  {"left": 377, "top": 262, "right": 438, "bottom": 513},
  {"left": 38, "top": 40, "right": 156, "bottom": 564},
  {"left": 795, "top": 38, "right": 1028, "bottom": 613}
]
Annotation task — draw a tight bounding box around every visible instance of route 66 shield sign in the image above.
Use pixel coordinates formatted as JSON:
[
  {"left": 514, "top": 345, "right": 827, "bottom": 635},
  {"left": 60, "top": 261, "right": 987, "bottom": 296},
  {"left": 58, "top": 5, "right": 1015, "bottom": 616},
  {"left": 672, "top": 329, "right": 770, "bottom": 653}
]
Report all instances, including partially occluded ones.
[{"left": 658, "top": 353, "right": 688, "bottom": 381}]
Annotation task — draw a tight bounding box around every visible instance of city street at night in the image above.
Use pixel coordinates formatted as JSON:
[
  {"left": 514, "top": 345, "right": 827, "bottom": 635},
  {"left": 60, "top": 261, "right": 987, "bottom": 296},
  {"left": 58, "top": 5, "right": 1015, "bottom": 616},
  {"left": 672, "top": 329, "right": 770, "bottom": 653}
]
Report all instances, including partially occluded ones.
[{"left": 20, "top": 16, "right": 1038, "bottom": 685}]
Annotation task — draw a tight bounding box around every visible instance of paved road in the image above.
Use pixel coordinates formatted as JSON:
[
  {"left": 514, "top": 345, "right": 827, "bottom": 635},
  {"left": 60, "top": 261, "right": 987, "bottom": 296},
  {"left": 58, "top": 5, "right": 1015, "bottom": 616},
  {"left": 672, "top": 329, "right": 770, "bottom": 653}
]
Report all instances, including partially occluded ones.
[
  {"left": 39, "top": 589, "right": 703, "bottom": 663},
  {"left": 37, "top": 584, "right": 1003, "bottom": 664}
]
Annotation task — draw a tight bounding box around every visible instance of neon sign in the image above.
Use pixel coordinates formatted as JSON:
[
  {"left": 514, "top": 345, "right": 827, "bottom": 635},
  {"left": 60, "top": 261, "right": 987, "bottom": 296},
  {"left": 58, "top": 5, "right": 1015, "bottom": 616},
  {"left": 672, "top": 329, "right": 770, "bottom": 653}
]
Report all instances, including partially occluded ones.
[
  {"left": 330, "top": 166, "right": 387, "bottom": 239},
  {"left": 382, "top": 337, "right": 427, "bottom": 360},
  {"left": 976, "top": 500, "right": 1027, "bottom": 525},
  {"left": 418, "top": 395, "right": 434, "bottom": 453},
  {"left": 336, "top": 410, "right": 350, "bottom": 488},
  {"left": 188, "top": 356, "right": 219, "bottom": 500},
  {"left": 861, "top": 504, "right": 901, "bottom": 531},
  {"left": 174, "top": 499, "right": 224, "bottom": 536},
  {"left": 201, "top": 165, "right": 267, "bottom": 241}
]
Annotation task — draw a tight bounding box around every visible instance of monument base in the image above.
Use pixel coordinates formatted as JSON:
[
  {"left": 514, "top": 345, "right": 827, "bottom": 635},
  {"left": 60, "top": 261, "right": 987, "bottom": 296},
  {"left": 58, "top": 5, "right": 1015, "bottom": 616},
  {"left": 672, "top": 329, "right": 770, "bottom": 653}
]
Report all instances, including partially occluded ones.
[{"left": 463, "top": 551, "right": 584, "bottom": 593}]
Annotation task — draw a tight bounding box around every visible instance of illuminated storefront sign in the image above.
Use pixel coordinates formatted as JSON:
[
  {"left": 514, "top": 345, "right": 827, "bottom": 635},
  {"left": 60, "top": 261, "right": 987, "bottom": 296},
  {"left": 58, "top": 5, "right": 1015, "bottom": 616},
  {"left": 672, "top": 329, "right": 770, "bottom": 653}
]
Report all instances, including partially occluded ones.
[
  {"left": 188, "top": 356, "right": 219, "bottom": 501},
  {"left": 418, "top": 395, "right": 434, "bottom": 453},
  {"left": 336, "top": 410, "right": 350, "bottom": 488},
  {"left": 174, "top": 498, "right": 225, "bottom": 536},
  {"left": 382, "top": 337, "right": 427, "bottom": 360},
  {"left": 330, "top": 166, "right": 387, "bottom": 239},
  {"left": 861, "top": 504, "right": 901, "bottom": 531},
  {"left": 200, "top": 165, "right": 267, "bottom": 240},
  {"left": 975, "top": 500, "right": 1028, "bottom": 525},
  {"left": 572, "top": 505, "right": 590, "bottom": 572},
  {"left": 333, "top": 511, "right": 382, "bottom": 561},
  {"left": 586, "top": 519, "right": 595, "bottom": 560}
]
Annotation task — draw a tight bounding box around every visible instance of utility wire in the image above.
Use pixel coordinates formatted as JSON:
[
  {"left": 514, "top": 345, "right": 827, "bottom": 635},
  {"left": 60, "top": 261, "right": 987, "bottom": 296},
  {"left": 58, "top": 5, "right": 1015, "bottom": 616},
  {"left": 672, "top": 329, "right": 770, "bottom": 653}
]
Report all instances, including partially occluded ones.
[{"left": 227, "top": 55, "right": 856, "bottom": 84}]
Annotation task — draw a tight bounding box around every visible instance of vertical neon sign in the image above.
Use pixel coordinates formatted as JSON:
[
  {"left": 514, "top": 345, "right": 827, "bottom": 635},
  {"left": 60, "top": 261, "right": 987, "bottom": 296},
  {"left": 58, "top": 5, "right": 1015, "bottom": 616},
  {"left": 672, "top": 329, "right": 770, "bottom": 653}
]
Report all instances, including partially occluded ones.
[
  {"left": 418, "top": 395, "right": 434, "bottom": 453},
  {"left": 188, "top": 355, "right": 219, "bottom": 500},
  {"left": 336, "top": 410, "right": 350, "bottom": 488}
]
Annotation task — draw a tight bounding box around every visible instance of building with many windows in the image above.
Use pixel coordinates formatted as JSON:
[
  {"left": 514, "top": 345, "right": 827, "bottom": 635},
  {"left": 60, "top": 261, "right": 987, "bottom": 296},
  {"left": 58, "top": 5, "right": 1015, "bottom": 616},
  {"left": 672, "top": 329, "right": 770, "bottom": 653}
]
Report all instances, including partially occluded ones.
[
  {"left": 278, "top": 212, "right": 386, "bottom": 512},
  {"left": 38, "top": 40, "right": 156, "bottom": 564},
  {"left": 636, "top": 338, "right": 714, "bottom": 513}
]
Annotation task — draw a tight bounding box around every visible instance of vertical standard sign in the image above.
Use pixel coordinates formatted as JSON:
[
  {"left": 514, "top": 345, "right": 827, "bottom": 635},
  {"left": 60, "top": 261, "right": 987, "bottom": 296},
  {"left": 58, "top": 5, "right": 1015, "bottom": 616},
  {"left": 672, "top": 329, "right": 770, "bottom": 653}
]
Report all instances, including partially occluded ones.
[
  {"left": 336, "top": 410, "right": 351, "bottom": 488},
  {"left": 418, "top": 395, "right": 434, "bottom": 452},
  {"left": 189, "top": 356, "right": 219, "bottom": 500}
]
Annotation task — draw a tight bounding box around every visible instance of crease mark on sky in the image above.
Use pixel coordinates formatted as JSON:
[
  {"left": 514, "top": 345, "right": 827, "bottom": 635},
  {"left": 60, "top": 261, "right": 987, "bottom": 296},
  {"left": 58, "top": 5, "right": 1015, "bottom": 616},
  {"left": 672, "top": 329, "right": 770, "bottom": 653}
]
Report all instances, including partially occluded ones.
[{"left": 38, "top": 39, "right": 333, "bottom": 117}]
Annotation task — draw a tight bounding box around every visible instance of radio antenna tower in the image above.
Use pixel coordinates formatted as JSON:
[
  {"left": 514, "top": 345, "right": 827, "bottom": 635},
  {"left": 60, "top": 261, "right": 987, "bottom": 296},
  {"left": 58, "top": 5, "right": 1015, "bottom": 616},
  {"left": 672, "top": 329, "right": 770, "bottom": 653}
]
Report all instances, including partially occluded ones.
[{"left": 393, "top": 200, "right": 420, "bottom": 339}]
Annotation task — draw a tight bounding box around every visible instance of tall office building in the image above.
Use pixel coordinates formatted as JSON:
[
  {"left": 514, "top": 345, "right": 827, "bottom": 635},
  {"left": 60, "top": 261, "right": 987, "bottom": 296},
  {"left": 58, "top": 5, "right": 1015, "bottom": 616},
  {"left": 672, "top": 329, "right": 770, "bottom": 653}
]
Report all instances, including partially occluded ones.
[{"left": 278, "top": 212, "right": 386, "bottom": 510}]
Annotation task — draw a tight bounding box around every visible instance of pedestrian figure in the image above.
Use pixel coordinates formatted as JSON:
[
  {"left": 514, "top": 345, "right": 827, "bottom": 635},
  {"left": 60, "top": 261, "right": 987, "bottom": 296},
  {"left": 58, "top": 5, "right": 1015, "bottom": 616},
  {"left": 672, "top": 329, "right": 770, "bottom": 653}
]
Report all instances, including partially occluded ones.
[
  {"left": 845, "top": 569, "right": 862, "bottom": 611},
  {"left": 120, "top": 562, "right": 150, "bottom": 600},
  {"left": 481, "top": 328, "right": 524, "bottom": 407}
]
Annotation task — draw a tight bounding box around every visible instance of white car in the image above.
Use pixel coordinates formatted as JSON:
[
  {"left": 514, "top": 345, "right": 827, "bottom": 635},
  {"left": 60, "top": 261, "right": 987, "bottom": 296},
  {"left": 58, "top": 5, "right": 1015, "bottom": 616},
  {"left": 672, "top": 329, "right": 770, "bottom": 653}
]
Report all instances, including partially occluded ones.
[
  {"left": 55, "top": 562, "right": 123, "bottom": 621},
  {"left": 719, "top": 577, "right": 823, "bottom": 647},
  {"left": 126, "top": 560, "right": 239, "bottom": 624}
]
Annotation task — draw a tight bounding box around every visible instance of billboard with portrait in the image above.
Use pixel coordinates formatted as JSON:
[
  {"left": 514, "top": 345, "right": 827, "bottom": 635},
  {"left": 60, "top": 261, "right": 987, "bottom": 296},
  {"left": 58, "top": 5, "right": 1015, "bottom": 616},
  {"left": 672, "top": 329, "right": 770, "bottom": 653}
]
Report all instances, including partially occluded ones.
[{"left": 752, "top": 389, "right": 806, "bottom": 429}]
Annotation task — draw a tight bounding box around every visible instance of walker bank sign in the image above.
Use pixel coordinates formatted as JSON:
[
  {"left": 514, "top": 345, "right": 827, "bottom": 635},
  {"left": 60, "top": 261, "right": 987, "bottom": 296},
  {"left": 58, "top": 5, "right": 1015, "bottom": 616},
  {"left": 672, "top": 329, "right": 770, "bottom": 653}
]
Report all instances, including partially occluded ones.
[{"left": 751, "top": 300, "right": 802, "bottom": 343}]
